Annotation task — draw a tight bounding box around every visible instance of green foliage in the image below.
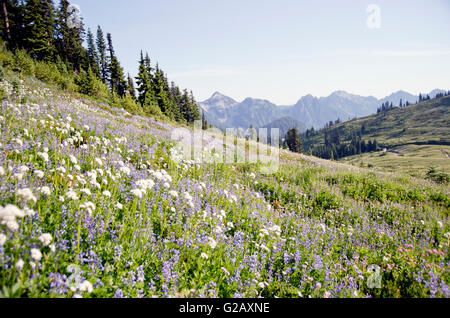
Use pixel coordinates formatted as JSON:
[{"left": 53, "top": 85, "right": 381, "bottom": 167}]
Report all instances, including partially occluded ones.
[
  {"left": 285, "top": 128, "right": 302, "bottom": 153},
  {"left": 426, "top": 167, "right": 449, "bottom": 185}
]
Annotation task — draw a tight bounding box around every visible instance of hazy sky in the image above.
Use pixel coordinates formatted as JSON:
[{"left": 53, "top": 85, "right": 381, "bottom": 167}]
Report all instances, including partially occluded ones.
[{"left": 73, "top": 0, "right": 450, "bottom": 105}]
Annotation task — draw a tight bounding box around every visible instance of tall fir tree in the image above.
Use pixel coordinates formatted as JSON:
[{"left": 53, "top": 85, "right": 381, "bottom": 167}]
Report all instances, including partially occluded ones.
[
  {"left": 126, "top": 73, "right": 136, "bottom": 100},
  {"left": 152, "top": 63, "right": 172, "bottom": 118},
  {"left": 0, "top": 0, "right": 25, "bottom": 50},
  {"left": 135, "top": 51, "right": 153, "bottom": 107},
  {"left": 22, "top": 0, "right": 56, "bottom": 61},
  {"left": 86, "top": 27, "right": 100, "bottom": 77},
  {"left": 96, "top": 25, "right": 108, "bottom": 83},
  {"left": 56, "top": 0, "right": 86, "bottom": 71},
  {"left": 286, "top": 128, "right": 302, "bottom": 153},
  {"left": 106, "top": 32, "right": 126, "bottom": 96}
]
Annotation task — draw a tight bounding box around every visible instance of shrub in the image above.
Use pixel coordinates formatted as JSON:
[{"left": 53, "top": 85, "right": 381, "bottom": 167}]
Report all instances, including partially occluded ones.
[
  {"left": 12, "top": 50, "right": 34, "bottom": 75},
  {"left": 426, "top": 167, "right": 449, "bottom": 184}
]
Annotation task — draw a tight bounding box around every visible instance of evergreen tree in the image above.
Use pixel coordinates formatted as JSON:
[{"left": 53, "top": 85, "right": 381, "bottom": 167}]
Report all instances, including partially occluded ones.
[
  {"left": 152, "top": 64, "right": 173, "bottom": 117},
  {"left": 56, "top": 0, "right": 86, "bottom": 71},
  {"left": 96, "top": 25, "right": 108, "bottom": 83},
  {"left": 286, "top": 128, "right": 302, "bottom": 153},
  {"left": 126, "top": 73, "right": 136, "bottom": 100},
  {"left": 106, "top": 32, "right": 126, "bottom": 96},
  {"left": 22, "top": 0, "right": 56, "bottom": 61},
  {"left": 189, "top": 90, "right": 200, "bottom": 121},
  {"left": 170, "top": 81, "right": 184, "bottom": 122},
  {"left": 1, "top": 0, "right": 25, "bottom": 50},
  {"left": 86, "top": 27, "right": 100, "bottom": 77},
  {"left": 135, "top": 51, "right": 153, "bottom": 107}
]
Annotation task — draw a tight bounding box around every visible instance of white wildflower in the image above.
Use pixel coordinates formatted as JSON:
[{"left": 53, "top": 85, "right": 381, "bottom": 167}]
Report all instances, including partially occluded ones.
[
  {"left": 0, "top": 166, "right": 4, "bottom": 176},
  {"left": 201, "top": 253, "right": 209, "bottom": 259},
  {"left": 102, "top": 190, "right": 112, "bottom": 198},
  {"left": 69, "top": 155, "right": 78, "bottom": 165},
  {"left": 17, "top": 165, "right": 29, "bottom": 174},
  {"left": 183, "top": 192, "right": 193, "bottom": 202},
  {"left": 66, "top": 189, "right": 79, "bottom": 200},
  {"left": 30, "top": 248, "right": 42, "bottom": 261},
  {"left": 38, "top": 233, "right": 53, "bottom": 247},
  {"left": 34, "top": 170, "right": 45, "bottom": 178},
  {"left": 94, "top": 158, "right": 103, "bottom": 166},
  {"left": 80, "top": 188, "right": 92, "bottom": 196},
  {"left": 120, "top": 166, "right": 131, "bottom": 176},
  {"left": 131, "top": 189, "right": 144, "bottom": 199},
  {"left": 37, "top": 152, "right": 49, "bottom": 162},
  {"left": 39, "top": 186, "right": 51, "bottom": 196},
  {"left": 0, "top": 233, "right": 6, "bottom": 246},
  {"left": 15, "top": 259, "right": 24, "bottom": 270},
  {"left": 17, "top": 188, "right": 37, "bottom": 203},
  {"left": 80, "top": 202, "right": 95, "bottom": 216},
  {"left": 79, "top": 280, "right": 94, "bottom": 293},
  {"left": 135, "top": 179, "right": 155, "bottom": 191},
  {"left": 207, "top": 237, "right": 217, "bottom": 249},
  {"left": 169, "top": 190, "right": 178, "bottom": 198},
  {"left": 115, "top": 202, "right": 123, "bottom": 210},
  {"left": 56, "top": 166, "right": 66, "bottom": 174}
]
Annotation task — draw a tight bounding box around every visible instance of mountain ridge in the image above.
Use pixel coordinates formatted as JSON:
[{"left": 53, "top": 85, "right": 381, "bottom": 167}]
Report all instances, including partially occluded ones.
[{"left": 200, "top": 89, "right": 448, "bottom": 130}]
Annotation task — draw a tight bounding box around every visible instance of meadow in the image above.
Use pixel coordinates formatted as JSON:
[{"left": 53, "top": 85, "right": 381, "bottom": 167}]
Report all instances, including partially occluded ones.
[{"left": 0, "top": 76, "right": 449, "bottom": 298}]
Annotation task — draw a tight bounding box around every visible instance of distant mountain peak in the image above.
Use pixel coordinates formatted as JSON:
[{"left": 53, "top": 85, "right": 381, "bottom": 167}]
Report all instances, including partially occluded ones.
[{"left": 211, "top": 91, "right": 226, "bottom": 98}]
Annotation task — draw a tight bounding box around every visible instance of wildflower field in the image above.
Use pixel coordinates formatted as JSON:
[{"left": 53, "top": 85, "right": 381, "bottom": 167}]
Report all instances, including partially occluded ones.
[{"left": 0, "top": 77, "right": 449, "bottom": 298}]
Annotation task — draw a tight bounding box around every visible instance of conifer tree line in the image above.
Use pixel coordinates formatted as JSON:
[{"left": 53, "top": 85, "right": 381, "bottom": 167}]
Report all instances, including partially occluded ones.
[
  {"left": 0, "top": 0, "right": 200, "bottom": 123},
  {"left": 377, "top": 91, "right": 450, "bottom": 114},
  {"left": 301, "top": 124, "right": 379, "bottom": 160}
]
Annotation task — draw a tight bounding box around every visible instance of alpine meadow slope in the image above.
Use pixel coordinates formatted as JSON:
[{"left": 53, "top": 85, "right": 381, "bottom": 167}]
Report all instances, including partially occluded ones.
[{"left": 0, "top": 65, "right": 449, "bottom": 298}]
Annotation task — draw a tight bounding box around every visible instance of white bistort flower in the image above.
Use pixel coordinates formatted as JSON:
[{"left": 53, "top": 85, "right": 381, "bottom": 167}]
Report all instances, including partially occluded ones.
[
  {"left": 66, "top": 189, "right": 79, "bottom": 200},
  {"left": 80, "top": 202, "right": 95, "bottom": 216},
  {"left": 169, "top": 190, "right": 178, "bottom": 198},
  {"left": 34, "top": 170, "right": 45, "bottom": 178},
  {"left": 120, "top": 166, "right": 131, "bottom": 176},
  {"left": 39, "top": 186, "right": 51, "bottom": 196},
  {"left": 102, "top": 190, "right": 112, "bottom": 198},
  {"left": 80, "top": 188, "right": 92, "bottom": 196},
  {"left": 38, "top": 233, "right": 53, "bottom": 247},
  {"left": 15, "top": 259, "right": 24, "bottom": 270},
  {"left": 201, "top": 253, "right": 209, "bottom": 259},
  {"left": 37, "top": 152, "right": 49, "bottom": 162},
  {"left": 17, "top": 188, "right": 37, "bottom": 203},
  {"left": 69, "top": 155, "right": 78, "bottom": 165},
  {"left": 0, "top": 166, "right": 5, "bottom": 176},
  {"left": 131, "top": 189, "right": 144, "bottom": 199},
  {"left": 30, "top": 248, "right": 42, "bottom": 261},
  {"left": 94, "top": 158, "right": 103, "bottom": 166},
  {"left": 79, "top": 280, "right": 94, "bottom": 293},
  {"left": 0, "top": 233, "right": 6, "bottom": 246},
  {"left": 207, "top": 237, "right": 217, "bottom": 249}
]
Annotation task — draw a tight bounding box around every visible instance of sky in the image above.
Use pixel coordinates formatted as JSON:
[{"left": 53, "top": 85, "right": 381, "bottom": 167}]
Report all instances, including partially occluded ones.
[{"left": 72, "top": 0, "right": 450, "bottom": 105}]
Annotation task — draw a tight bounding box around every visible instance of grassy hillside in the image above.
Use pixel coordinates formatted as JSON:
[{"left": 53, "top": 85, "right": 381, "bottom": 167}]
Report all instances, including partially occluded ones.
[
  {"left": 302, "top": 96, "right": 450, "bottom": 178},
  {"left": 0, "top": 73, "right": 449, "bottom": 299}
]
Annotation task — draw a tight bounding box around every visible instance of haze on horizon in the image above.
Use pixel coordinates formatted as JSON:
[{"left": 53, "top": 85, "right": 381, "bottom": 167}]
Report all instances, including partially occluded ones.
[{"left": 74, "top": 0, "right": 450, "bottom": 105}]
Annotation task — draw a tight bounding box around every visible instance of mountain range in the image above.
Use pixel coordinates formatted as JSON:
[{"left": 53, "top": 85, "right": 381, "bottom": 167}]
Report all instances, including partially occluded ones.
[{"left": 199, "top": 89, "right": 448, "bottom": 131}]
